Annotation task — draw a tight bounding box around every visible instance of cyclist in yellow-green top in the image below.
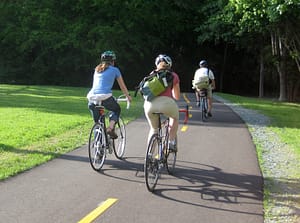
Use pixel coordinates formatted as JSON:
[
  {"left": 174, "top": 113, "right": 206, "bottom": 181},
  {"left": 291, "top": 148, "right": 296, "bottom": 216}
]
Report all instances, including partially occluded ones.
[
  {"left": 143, "top": 54, "right": 181, "bottom": 151},
  {"left": 87, "top": 50, "right": 132, "bottom": 139}
]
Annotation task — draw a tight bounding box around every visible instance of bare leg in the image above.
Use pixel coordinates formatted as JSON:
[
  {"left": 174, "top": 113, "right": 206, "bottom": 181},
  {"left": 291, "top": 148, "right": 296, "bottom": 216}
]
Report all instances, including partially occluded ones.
[
  {"left": 169, "top": 118, "right": 178, "bottom": 142},
  {"left": 195, "top": 90, "right": 199, "bottom": 102},
  {"left": 109, "top": 120, "right": 116, "bottom": 129},
  {"left": 208, "top": 97, "right": 212, "bottom": 112}
]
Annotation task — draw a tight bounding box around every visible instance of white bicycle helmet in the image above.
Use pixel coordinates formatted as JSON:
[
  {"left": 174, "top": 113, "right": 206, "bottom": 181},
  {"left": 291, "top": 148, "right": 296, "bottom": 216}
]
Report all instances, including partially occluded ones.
[
  {"left": 199, "top": 60, "right": 208, "bottom": 67},
  {"left": 155, "top": 54, "right": 172, "bottom": 68}
]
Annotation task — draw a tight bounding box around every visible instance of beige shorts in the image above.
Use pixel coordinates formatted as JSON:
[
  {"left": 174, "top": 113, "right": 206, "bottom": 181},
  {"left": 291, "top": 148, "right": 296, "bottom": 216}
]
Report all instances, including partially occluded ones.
[{"left": 144, "top": 96, "right": 179, "bottom": 131}]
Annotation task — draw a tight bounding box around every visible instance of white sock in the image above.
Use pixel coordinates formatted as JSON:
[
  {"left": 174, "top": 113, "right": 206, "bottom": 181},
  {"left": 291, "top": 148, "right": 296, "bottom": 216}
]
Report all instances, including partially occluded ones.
[{"left": 169, "top": 140, "right": 176, "bottom": 145}]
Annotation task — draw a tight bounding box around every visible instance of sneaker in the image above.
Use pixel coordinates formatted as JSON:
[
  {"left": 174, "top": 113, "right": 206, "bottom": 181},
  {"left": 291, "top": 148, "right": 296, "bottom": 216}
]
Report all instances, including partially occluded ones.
[
  {"left": 207, "top": 111, "right": 212, "bottom": 117},
  {"left": 168, "top": 142, "right": 177, "bottom": 152},
  {"left": 107, "top": 128, "right": 118, "bottom": 139}
]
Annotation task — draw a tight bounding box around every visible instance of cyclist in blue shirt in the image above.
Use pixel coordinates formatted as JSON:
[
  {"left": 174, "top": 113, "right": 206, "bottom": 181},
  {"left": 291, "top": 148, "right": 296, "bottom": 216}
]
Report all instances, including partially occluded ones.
[{"left": 87, "top": 50, "right": 132, "bottom": 139}]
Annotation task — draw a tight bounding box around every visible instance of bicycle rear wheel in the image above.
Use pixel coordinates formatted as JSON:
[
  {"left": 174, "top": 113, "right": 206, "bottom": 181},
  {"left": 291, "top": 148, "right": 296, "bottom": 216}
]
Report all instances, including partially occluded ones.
[
  {"left": 144, "top": 134, "right": 160, "bottom": 192},
  {"left": 166, "top": 137, "right": 177, "bottom": 174},
  {"left": 88, "top": 123, "right": 106, "bottom": 171},
  {"left": 113, "top": 117, "right": 126, "bottom": 159},
  {"left": 201, "top": 97, "right": 208, "bottom": 121}
]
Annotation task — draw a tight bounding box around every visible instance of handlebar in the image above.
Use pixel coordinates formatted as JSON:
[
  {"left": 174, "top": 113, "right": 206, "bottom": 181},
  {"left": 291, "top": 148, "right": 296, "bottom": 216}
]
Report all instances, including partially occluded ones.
[
  {"left": 179, "top": 104, "right": 189, "bottom": 124},
  {"left": 116, "top": 94, "right": 130, "bottom": 109}
]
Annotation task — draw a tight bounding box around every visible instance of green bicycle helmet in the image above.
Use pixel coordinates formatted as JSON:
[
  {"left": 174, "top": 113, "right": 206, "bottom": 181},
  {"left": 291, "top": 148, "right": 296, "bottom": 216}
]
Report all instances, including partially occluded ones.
[{"left": 101, "top": 50, "right": 116, "bottom": 62}]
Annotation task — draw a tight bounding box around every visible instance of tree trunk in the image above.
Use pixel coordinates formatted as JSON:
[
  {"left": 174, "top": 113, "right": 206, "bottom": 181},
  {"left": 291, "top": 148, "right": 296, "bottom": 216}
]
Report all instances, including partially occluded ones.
[
  {"left": 259, "top": 50, "right": 264, "bottom": 98},
  {"left": 276, "top": 61, "right": 287, "bottom": 101},
  {"left": 220, "top": 43, "right": 228, "bottom": 92},
  {"left": 271, "top": 29, "right": 288, "bottom": 101}
]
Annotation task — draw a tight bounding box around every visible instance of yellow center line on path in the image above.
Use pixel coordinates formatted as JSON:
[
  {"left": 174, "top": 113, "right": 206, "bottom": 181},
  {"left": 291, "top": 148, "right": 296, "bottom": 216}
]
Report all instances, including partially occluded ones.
[
  {"left": 78, "top": 198, "right": 118, "bottom": 223},
  {"left": 181, "top": 125, "right": 188, "bottom": 132},
  {"left": 183, "top": 93, "right": 190, "bottom": 104}
]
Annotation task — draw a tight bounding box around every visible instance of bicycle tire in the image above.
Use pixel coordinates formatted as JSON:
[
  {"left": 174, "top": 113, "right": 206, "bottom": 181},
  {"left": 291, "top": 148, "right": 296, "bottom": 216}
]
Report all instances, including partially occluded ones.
[
  {"left": 88, "top": 123, "right": 106, "bottom": 171},
  {"left": 166, "top": 136, "right": 177, "bottom": 174},
  {"left": 144, "top": 134, "right": 160, "bottom": 192},
  {"left": 113, "top": 117, "right": 126, "bottom": 159},
  {"left": 201, "top": 97, "right": 208, "bottom": 122}
]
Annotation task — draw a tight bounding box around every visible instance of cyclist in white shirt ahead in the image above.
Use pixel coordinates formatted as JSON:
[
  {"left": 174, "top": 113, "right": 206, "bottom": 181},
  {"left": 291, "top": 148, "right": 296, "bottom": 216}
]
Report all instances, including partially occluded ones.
[{"left": 193, "top": 60, "right": 216, "bottom": 117}]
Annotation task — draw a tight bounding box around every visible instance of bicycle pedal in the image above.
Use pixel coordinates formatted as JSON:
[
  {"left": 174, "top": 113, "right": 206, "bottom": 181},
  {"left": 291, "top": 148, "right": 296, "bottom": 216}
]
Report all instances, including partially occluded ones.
[{"left": 158, "top": 163, "right": 164, "bottom": 170}]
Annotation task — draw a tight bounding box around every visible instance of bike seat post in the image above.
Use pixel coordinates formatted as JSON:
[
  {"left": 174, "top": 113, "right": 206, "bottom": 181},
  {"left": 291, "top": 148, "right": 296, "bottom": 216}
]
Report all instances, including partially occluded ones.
[
  {"left": 152, "top": 112, "right": 164, "bottom": 160},
  {"left": 95, "top": 105, "right": 105, "bottom": 124},
  {"left": 152, "top": 112, "right": 163, "bottom": 131},
  {"left": 199, "top": 89, "right": 208, "bottom": 97},
  {"left": 95, "top": 105, "right": 105, "bottom": 115}
]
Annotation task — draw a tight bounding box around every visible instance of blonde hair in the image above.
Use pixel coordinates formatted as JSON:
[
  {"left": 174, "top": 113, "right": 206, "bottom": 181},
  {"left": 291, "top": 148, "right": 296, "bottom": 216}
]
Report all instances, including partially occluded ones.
[
  {"left": 95, "top": 61, "right": 113, "bottom": 72},
  {"left": 156, "top": 61, "right": 170, "bottom": 70}
]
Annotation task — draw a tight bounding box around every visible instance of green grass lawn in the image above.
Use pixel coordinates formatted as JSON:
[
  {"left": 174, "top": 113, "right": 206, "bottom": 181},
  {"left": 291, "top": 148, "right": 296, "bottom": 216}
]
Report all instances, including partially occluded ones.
[{"left": 0, "top": 84, "right": 144, "bottom": 180}]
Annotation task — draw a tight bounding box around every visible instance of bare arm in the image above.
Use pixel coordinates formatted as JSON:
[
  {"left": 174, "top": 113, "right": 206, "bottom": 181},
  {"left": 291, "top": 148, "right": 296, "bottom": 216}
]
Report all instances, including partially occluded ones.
[
  {"left": 211, "top": 79, "right": 216, "bottom": 90},
  {"left": 172, "top": 83, "right": 181, "bottom": 100},
  {"left": 116, "top": 76, "right": 132, "bottom": 102}
]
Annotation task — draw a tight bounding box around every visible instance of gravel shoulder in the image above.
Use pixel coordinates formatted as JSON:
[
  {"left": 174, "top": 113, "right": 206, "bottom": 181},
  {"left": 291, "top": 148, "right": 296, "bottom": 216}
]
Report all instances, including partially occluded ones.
[{"left": 214, "top": 95, "right": 300, "bottom": 223}]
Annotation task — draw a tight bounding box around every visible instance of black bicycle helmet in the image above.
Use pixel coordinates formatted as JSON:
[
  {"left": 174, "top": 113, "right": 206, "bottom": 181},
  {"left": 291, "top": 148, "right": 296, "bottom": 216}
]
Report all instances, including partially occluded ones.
[
  {"left": 101, "top": 50, "right": 116, "bottom": 62},
  {"left": 199, "top": 60, "right": 208, "bottom": 67},
  {"left": 155, "top": 54, "right": 172, "bottom": 68}
]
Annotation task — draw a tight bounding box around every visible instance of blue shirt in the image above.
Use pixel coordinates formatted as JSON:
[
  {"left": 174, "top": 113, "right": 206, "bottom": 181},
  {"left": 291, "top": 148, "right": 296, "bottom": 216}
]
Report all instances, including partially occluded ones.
[{"left": 91, "top": 66, "right": 121, "bottom": 94}]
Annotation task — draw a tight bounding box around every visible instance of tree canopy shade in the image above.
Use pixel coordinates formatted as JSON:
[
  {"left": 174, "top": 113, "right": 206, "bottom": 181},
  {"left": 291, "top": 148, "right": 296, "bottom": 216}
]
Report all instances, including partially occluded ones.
[
  {"left": 0, "top": 0, "right": 201, "bottom": 87},
  {"left": 195, "top": 0, "right": 300, "bottom": 101},
  {"left": 0, "top": 0, "right": 299, "bottom": 101}
]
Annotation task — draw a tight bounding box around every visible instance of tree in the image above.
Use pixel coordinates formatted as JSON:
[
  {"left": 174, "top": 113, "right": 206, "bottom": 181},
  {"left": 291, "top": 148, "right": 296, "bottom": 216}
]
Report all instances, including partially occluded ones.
[
  {"left": 0, "top": 0, "right": 203, "bottom": 89},
  {"left": 194, "top": 0, "right": 300, "bottom": 101},
  {"left": 223, "top": 0, "right": 300, "bottom": 101}
]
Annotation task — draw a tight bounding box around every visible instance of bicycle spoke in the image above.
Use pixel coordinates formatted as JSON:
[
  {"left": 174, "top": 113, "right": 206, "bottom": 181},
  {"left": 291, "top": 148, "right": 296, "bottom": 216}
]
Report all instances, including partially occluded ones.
[
  {"left": 88, "top": 123, "right": 106, "bottom": 171},
  {"left": 145, "top": 135, "right": 160, "bottom": 192},
  {"left": 113, "top": 117, "right": 126, "bottom": 159},
  {"left": 166, "top": 137, "right": 177, "bottom": 174}
]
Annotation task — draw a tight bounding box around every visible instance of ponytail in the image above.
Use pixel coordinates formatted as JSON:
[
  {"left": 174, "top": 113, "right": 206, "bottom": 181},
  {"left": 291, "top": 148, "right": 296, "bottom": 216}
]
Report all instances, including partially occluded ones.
[{"left": 95, "top": 61, "right": 112, "bottom": 72}]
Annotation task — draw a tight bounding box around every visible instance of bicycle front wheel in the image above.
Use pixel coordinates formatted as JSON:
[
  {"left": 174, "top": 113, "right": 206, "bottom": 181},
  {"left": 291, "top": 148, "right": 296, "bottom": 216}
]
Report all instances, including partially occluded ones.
[
  {"left": 144, "top": 134, "right": 160, "bottom": 192},
  {"left": 113, "top": 117, "right": 126, "bottom": 159},
  {"left": 88, "top": 123, "right": 106, "bottom": 171}
]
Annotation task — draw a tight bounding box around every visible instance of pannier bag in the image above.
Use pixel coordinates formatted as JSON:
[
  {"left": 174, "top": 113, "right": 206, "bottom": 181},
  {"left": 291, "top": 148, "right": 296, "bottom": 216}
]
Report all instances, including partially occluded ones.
[
  {"left": 192, "top": 76, "right": 209, "bottom": 90},
  {"left": 136, "top": 69, "right": 173, "bottom": 101}
]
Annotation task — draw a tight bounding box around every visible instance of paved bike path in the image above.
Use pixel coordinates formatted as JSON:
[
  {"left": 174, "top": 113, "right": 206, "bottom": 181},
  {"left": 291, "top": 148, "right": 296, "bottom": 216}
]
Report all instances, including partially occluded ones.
[{"left": 0, "top": 93, "right": 263, "bottom": 223}]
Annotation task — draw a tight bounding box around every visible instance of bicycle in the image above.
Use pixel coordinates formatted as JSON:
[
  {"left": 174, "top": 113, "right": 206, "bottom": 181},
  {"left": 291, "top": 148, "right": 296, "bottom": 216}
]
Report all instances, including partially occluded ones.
[
  {"left": 197, "top": 89, "right": 208, "bottom": 122},
  {"left": 144, "top": 112, "right": 177, "bottom": 192},
  {"left": 88, "top": 95, "right": 130, "bottom": 171}
]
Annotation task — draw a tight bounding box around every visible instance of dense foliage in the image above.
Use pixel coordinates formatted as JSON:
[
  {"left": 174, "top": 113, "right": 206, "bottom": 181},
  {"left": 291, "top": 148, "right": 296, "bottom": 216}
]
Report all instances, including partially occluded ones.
[{"left": 0, "top": 0, "right": 299, "bottom": 101}]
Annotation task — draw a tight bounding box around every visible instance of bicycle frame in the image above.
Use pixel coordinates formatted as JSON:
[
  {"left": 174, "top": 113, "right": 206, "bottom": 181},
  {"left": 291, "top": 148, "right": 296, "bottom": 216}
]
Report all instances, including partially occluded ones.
[
  {"left": 157, "top": 114, "right": 169, "bottom": 161},
  {"left": 88, "top": 95, "right": 129, "bottom": 171},
  {"left": 144, "top": 112, "right": 177, "bottom": 192},
  {"left": 97, "top": 106, "right": 111, "bottom": 151},
  {"left": 197, "top": 89, "right": 208, "bottom": 121}
]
